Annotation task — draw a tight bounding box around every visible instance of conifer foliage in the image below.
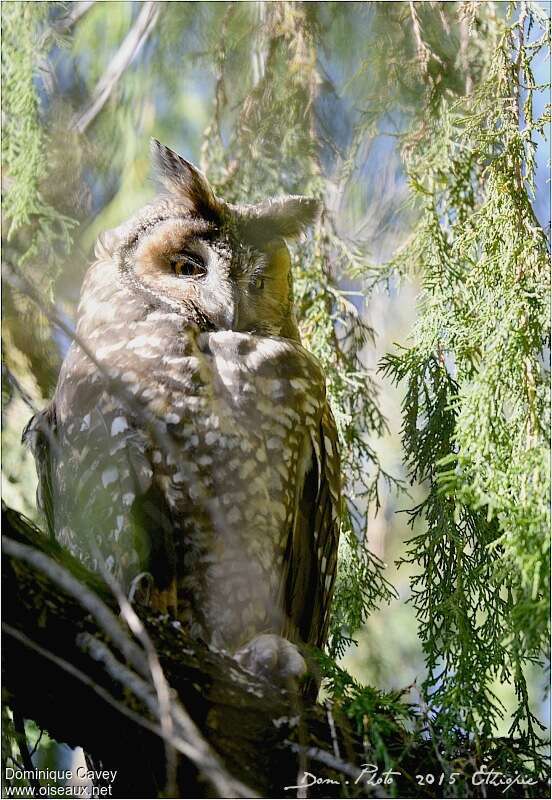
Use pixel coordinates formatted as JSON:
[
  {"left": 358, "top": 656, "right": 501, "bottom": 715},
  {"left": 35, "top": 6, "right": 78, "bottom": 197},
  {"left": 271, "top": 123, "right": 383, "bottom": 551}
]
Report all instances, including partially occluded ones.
[{"left": 381, "top": 2, "right": 550, "bottom": 747}]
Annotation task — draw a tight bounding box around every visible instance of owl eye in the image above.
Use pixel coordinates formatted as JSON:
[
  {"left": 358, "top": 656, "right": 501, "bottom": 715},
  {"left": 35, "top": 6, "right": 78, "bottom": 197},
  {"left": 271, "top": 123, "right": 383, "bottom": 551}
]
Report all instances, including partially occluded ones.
[{"left": 169, "top": 251, "right": 207, "bottom": 278}]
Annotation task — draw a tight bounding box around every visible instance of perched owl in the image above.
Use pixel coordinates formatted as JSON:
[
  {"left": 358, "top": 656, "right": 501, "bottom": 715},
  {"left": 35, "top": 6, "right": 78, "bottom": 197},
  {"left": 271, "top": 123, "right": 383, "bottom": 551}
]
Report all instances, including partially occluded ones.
[{"left": 25, "top": 140, "right": 340, "bottom": 681}]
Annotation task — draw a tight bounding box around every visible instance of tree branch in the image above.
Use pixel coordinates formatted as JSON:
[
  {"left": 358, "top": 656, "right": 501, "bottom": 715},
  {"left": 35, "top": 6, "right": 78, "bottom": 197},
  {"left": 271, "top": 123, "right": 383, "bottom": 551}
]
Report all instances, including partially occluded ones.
[
  {"left": 70, "top": 1, "right": 160, "bottom": 135},
  {"left": 54, "top": 1, "right": 96, "bottom": 34},
  {"left": 2, "top": 521, "right": 256, "bottom": 799},
  {"left": 1, "top": 505, "right": 360, "bottom": 798}
]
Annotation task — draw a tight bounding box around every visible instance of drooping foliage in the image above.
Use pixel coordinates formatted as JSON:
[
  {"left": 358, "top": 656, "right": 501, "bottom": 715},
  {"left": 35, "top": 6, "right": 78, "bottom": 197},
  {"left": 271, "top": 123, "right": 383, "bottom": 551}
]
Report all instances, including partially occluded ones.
[
  {"left": 380, "top": 2, "right": 550, "bottom": 750},
  {"left": 2, "top": 2, "right": 77, "bottom": 400}
]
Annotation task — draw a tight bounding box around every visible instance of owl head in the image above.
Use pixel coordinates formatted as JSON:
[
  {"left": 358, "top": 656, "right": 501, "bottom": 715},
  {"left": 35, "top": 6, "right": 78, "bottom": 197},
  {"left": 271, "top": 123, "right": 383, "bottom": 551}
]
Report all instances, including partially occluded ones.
[{"left": 96, "top": 140, "right": 319, "bottom": 340}]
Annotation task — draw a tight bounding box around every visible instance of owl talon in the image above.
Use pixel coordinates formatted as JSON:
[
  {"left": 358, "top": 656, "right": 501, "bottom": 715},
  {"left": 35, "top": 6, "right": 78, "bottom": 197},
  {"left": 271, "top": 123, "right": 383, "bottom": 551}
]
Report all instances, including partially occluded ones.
[
  {"left": 150, "top": 578, "right": 178, "bottom": 616},
  {"left": 234, "top": 634, "right": 307, "bottom": 687}
]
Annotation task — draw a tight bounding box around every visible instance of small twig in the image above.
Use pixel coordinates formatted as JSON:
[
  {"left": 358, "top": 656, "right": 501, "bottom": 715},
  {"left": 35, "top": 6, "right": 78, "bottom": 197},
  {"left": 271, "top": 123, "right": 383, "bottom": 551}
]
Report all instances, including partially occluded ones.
[
  {"left": 80, "top": 634, "right": 257, "bottom": 799},
  {"left": 3, "top": 537, "right": 257, "bottom": 799},
  {"left": 434, "top": 2, "right": 450, "bottom": 36},
  {"left": 54, "top": 1, "right": 96, "bottom": 34},
  {"left": 29, "top": 728, "right": 45, "bottom": 759},
  {"left": 4, "top": 262, "right": 185, "bottom": 466},
  {"left": 459, "top": 11, "right": 473, "bottom": 95},
  {"left": 1, "top": 536, "right": 148, "bottom": 679},
  {"left": 409, "top": 1, "right": 431, "bottom": 76},
  {"left": 90, "top": 544, "right": 178, "bottom": 797},
  {"left": 326, "top": 701, "right": 349, "bottom": 797},
  {"left": 285, "top": 741, "right": 386, "bottom": 798},
  {"left": 3, "top": 623, "right": 176, "bottom": 748},
  {"left": 71, "top": 1, "right": 160, "bottom": 134},
  {"left": 2, "top": 359, "right": 39, "bottom": 415},
  {"left": 13, "top": 711, "right": 41, "bottom": 795}
]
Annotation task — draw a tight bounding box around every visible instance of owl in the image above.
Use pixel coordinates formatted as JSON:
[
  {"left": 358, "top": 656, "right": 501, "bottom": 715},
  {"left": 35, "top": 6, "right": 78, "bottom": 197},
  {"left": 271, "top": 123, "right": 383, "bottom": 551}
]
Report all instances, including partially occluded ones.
[{"left": 25, "top": 140, "right": 340, "bottom": 682}]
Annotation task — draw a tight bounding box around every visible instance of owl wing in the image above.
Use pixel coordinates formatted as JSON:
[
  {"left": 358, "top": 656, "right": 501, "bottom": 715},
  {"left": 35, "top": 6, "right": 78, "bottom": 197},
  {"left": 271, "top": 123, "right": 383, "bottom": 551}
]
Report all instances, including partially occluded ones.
[
  {"left": 24, "top": 369, "right": 177, "bottom": 603},
  {"left": 281, "top": 400, "right": 341, "bottom": 650},
  {"left": 23, "top": 405, "right": 57, "bottom": 541}
]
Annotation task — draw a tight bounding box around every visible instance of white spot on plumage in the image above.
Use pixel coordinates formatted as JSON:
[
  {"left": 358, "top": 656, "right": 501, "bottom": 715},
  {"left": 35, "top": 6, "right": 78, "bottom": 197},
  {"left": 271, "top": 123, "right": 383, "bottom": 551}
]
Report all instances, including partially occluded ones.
[
  {"left": 163, "top": 355, "right": 188, "bottom": 367},
  {"left": 256, "top": 447, "right": 267, "bottom": 463},
  {"left": 95, "top": 341, "right": 126, "bottom": 359},
  {"left": 111, "top": 416, "right": 128, "bottom": 436},
  {"left": 128, "top": 334, "right": 156, "bottom": 349},
  {"left": 239, "top": 460, "right": 256, "bottom": 480},
  {"left": 189, "top": 483, "right": 201, "bottom": 501},
  {"left": 101, "top": 467, "right": 118, "bottom": 487}
]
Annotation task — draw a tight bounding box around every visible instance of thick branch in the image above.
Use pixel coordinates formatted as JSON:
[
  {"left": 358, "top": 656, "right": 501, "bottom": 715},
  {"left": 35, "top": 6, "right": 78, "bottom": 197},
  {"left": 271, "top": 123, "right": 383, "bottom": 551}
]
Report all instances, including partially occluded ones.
[{"left": 1, "top": 506, "right": 366, "bottom": 798}]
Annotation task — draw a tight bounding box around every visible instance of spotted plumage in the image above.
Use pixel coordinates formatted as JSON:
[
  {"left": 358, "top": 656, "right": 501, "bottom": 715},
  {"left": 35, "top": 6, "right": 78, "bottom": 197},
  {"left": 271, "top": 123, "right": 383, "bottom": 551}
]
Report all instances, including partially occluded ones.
[{"left": 25, "top": 140, "right": 340, "bottom": 675}]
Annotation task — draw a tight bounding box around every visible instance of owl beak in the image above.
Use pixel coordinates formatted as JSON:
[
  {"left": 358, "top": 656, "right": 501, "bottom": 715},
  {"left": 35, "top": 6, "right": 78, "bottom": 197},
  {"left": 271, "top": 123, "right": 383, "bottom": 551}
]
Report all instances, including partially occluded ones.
[{"left": 212, "top": 286, "right": 238, "bottom": 331}]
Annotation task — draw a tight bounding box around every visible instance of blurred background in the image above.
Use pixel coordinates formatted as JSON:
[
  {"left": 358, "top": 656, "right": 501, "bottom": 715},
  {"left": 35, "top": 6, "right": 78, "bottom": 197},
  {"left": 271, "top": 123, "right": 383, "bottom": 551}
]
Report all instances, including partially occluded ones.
[{"left": 2, "top": 0, "right": 550, "bottom": 773}]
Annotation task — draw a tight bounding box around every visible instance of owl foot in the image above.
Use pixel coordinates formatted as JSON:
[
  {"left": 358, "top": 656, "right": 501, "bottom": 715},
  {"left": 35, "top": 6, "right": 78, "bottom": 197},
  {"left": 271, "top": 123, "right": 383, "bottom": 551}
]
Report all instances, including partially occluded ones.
[
  {"left": 234, "top": 634, "right": 307, "bottom": 687},
  {"left": 150, "top": 578, "right": 178, "bottom": 616}
]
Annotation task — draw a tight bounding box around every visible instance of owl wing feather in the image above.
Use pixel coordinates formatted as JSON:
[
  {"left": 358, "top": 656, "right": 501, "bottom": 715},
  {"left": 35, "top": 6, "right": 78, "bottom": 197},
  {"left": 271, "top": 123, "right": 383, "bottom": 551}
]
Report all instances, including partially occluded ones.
[
  {"left": 281, "top": 400, "right": 340, "bottom": 650},
  {"left": 23, "top": 406, "right": 57, "bottom": 541}
]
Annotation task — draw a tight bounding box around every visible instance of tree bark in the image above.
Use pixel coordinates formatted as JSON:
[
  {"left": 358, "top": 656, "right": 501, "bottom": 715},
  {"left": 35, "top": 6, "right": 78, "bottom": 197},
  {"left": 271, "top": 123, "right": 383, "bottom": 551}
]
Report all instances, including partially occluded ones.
[{"left": 1, "top": 506, "right": 371, "bottom": 799}]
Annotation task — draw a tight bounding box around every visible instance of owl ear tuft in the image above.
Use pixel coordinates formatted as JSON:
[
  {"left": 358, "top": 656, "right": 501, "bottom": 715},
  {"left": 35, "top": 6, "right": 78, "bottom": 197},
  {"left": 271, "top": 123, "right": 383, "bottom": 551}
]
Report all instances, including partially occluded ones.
[
  {"left": 150, "top": 139, "right": 219, "bottom": 218},
  {"left": 243, "top": 196, "right": 321, "bottom": 243}
]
